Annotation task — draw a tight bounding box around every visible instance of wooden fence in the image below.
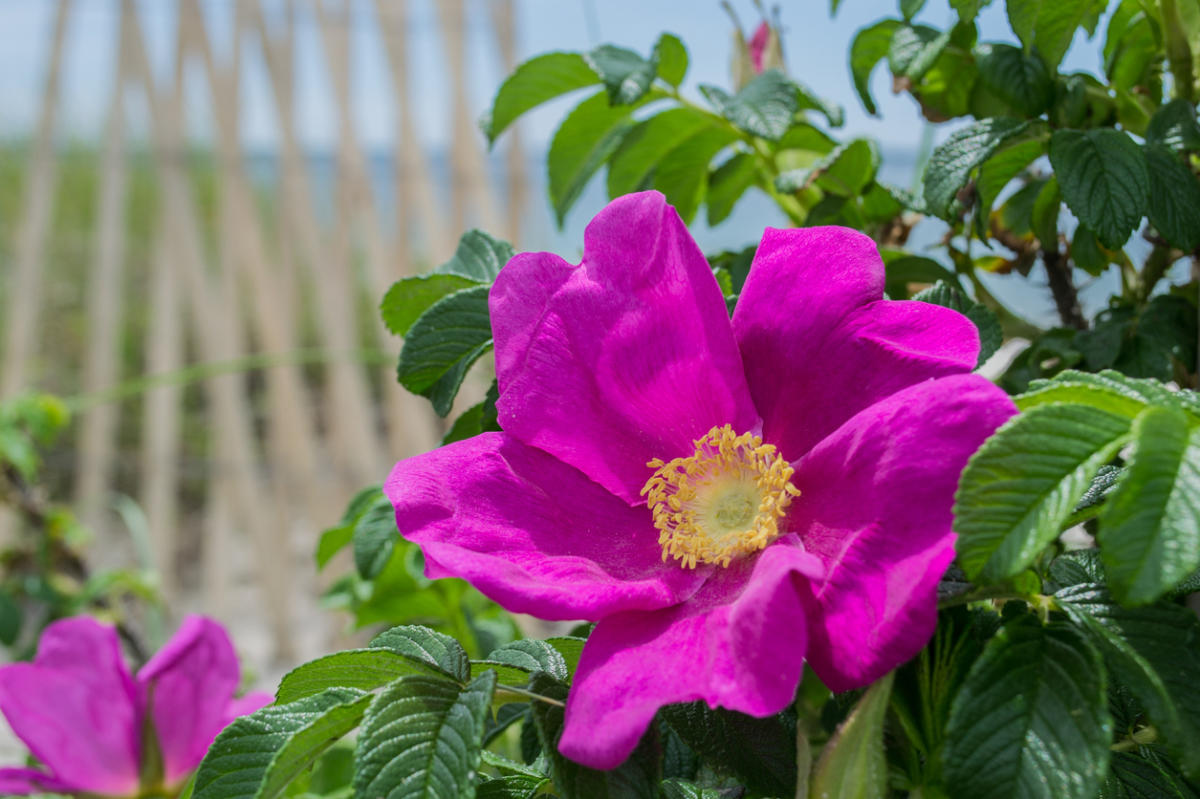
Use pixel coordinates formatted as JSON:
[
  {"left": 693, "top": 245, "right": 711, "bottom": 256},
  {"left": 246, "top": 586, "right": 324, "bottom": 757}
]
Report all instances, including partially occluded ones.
[{"left": 0, "top": 0, "right": 526, "bottom": 663}]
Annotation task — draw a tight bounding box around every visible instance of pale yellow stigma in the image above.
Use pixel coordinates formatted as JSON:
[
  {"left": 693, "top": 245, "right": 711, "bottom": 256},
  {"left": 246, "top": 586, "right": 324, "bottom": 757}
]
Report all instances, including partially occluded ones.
[{"left": 641, "top": 424, "right": 800, "bottom": 569}]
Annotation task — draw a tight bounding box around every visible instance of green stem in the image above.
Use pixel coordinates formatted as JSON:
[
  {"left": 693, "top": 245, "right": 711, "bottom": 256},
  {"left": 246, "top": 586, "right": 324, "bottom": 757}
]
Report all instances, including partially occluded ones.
[
  {"left": 1136, "top": 243, "right": 1173, "bottom": 304},
  {"left": 494, "top": 685, "right": 566, "bottom": 707}
]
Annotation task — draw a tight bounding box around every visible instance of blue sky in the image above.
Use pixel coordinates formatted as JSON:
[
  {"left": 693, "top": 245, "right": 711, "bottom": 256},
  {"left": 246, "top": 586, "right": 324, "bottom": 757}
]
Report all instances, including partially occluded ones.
[{"left": 0, "top": 0, "right": 1106, "bottom": 154}]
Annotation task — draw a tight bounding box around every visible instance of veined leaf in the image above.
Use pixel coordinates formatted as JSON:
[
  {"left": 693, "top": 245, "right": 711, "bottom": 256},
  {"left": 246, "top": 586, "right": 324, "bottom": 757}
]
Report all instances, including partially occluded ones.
[
  {"left": 1016, "top": 369, "right": 1176, "bottom": 417},
  {"left": 276, "top": 649, "right": 451, "bottom": 705},
  {"left": 652, "top": 125, "right": 739, "bottom": 224},
  {"left": 369, "top": 625, "right": 471, "bottom": 682},
  {"left": 584, "top": 45, "right": 658, "bottom": 105},
  {"left": 654, "top": 33, "right": 689, "bottom": 87},
  {"left": 850, "top": 19, "right": 903, "bottom": 115},
  {"left": 974, "top": 137, "right": 1046, "bottom": 239},
  {"left": 1097, "top": 406, "right": 1200, "bottom": 606},
  {"left": 194, "top": 689, "right": 371, "bottom": 799},
  {"left": 353, "top": 494, "right": 399, "bottom": 580},
  {"left": 1049, "top": 128, "right": 1149, "bottom": 248},
  {"left": 606, "top": 108, "right": 714, "bottom": 198},
  {"left": 1007, "top": 0, "right": 1094, "bottom": 69},
  {"left": 706, "top": 151, "right": 758, "bottom": 226},
  {"left": 810, "top": 672, "right": 893, "bottom": 799},
  {"left": 353, "top": 672, "right": 496, "bottom": 799},
  {"left": 701, "top": 69, "right": 798, "bottom": 141},
  {"left": 548, "top": 90, "right": 645, "bottom": 226},
  {"left": 975, "top": 43, "right": 1054, "bottom": 117},
  {"left": 1057, "top": 583, "right": 1200, "bottom": 777},
  {"left": 954, "top": 403, "right": 1134, "bottom": 581},
  {"left": 923, "top": 117, "right": 1037, "bottom": 219},
  {"left": 776, "top": 138, "right": 879, "bottom": 197},
  {"left": 381, "top": 274, "right": 478, "bottom": 338},
  {"left": 943, "top": 616, "right": 1112, "bottom": 799},
  {"left": 483, "top": 53, "right": 598, "bottom": 144},
  {"left": 1143, "top": 144, "right": 1200, "bottom": 251},
  {"left": 1145, "top": 99, "right": 1200, "bottom": 153},
  {"left": 395, "top": 285, "right": 492, "bottom": 417},
  {"left": 434, "top": 229, "right": 515, "bottom": 284},
  {"left": 1098, "top": 751, "right": 1200, "bottom": 798},
  {"left": 888, "top": 24, "right": 952, "bottom": 81}
]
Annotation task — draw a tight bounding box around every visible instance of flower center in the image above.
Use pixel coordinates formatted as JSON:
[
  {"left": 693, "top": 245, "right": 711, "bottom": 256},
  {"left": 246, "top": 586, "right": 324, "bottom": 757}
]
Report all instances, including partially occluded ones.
[{"left": 641, "top": 424, "right": 800, "bottom": 569}]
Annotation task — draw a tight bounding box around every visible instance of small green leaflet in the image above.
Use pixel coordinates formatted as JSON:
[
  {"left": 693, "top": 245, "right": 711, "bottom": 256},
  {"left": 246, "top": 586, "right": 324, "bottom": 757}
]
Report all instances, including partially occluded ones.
[
  {"left": 653, "top": 126, "right": 740, "bottom": 223},
  {"left": 276, "top": 649, "right": 452, "bottom": 705},
  {"left": 700, "top": 70, "right": 798, "bottom": 141},
  {"left": 1049, "top": 129, "right": 1149, "bottom": 248},
  {"left": 654, "top": 33, "right": 689, "bottom": 87},
  {"left": 809, "top": 672, "right": 893, "bottom": 799},
  {"left": 923, "top": 118, "right": 1038, "bottom": 219},
  {"left": 975, "top": 43, "right": 1054, "bottom": 117},
  {"left": 548, "top": 90, "right": 644, "bottom": 226},
  {"left": 353, "top": 494, "right": 399, "bottom": 580},
  {"left": 849, "top": 20, "right": 903, "bottom": 115},
  {"left": 888, "top": 24, "right": 951, "bottom": 82},
  {"left": 1143, "top": 144, "right": 1200, "bottom": 251},
  {"left": 482, "top": 53, "right": 599, "bottom": 144},
  {"left": 353, "top": 672, "right": 496, "bottom": 799},
  {"left": 1098, "top": 751, "right": 1200, "bottom": 798},
  {"left": 1007, "top": 0, "right": 1094, "bottom": 69},
  {"left": 369, "top": 625, "right": 471, "bottom": 682},
  {"left": 1145, "top": 99, "right": 1200, "bottom": 153},
  {"left": 943, "top": 616, "right": 1112, "bottom": 799},
  {"left": 193, "top": 688, "right": 372, "bottom": 799},
  {"left": 775, "top": 138, "right": 879, "bottom": 197},
  {"left": 606, "top": 108, "right": 714, "bottom": 198},
  {"left": 584, "top": 44, "right": 658, "bottom": 105},
  {"left": 394, "top": 285, "right": 492, "bottom": 417},
  {"left": 706, "top": 151, "right": 758, "bottom": 226}
]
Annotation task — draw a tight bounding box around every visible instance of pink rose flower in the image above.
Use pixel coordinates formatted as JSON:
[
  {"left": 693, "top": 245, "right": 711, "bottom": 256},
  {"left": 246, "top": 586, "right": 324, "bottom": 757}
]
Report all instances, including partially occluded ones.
[
  {"left": 385, "top": 192, "right": 1016, "bottom": 768},
  {"left": 0, "top": 615, "right": 271, "bottom": 796},
  {"left": 748, "top": 21, "right": 771, "bottom": 73}
]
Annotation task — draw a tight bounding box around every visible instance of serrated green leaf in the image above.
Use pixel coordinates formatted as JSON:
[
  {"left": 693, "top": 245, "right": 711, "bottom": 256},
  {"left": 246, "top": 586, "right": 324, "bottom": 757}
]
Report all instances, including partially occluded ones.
[
  {"left": 1143, "top": 144, "right": 1200, "bottom": 251},
  {"left": 1099, "top": 751, "right": 1200, "bottom": 799},
  {"left": 276, "top": 650, "right": 451, "bottom": 704},
  {"left": 955, "top": 403, "right": 1134, "bottom": 581},
  {"left": 792, "top": 79, "right": 845, "bottom": 127},
  {"left": 1071, "top": 224, "right": 1109, "bottom": 275},
  {"left": 1048, "top": 548, "right": 1107, "bottom": 589},
  {"left": 1016, "top": 370, "right": 1173, "bottom": 416},
  {"left": 777, "top": 138, "right": 879, "bottom": 197},
  {"left": 434, "top": 230, "right": 516, "bottom": 284},
  {"left": 487, "top": 639, "right": 569, "bottom": 681},
  {"left": 660, "top": 703, "right": 796, "bottom": 797},
  {"left": 810, "top": 672, "right": 893, "bottom": 799},
  {"left": 584, "top": 45, "right": 658, "bottom": 105},
  {"left": 975, "top": 137, "right": 1047, "bottom": 238},
  {"left": 850, "top": 19, "right": 903, "bottom": 115},
  {"left": 476, "top": 774, "right": 550, "bottom": 799},
  {"left": 544, "top": 636, "right": 586, "bottom": 678},
  {"left": 654, "top": 33, "right": 689, "bottom": 87},
  {"left": 548, "top": 90, "right": 642, "bottom": 226},
  {"left": 354, "top": 671, "right": 495, "bottom": 799},
  {"left": 1145, "top": 99, "right": 1200, "bottom": 153},
  {"left": 1057, "top": 583, "right": 1200, "bottom": 777},
  {"left": 1050, "top": 128, "right": 1149, "bottom": 248},
  {"left": 1008, "top": 0, "right": 1093, "bottom": 69},
  {"left": 353, "top": 495, "right": 399, "bottom": 580},
  {"left": 1097, "top": 406, "right": 1200, "bottom": 606},
  {"left": 700, "top": 69, "right": 798, "bottom": 141},
  {"left": 369, "top": 626, "right": 471, "bottom": 682},
  {"left": 654, "top": 125, "right": 740, "bottom": 223},
  {"left": 706, "top": 151, "right": 758, "bottom": 226},
  {"left": 880, "top": 253, "right": 960, "bottom": 299},
  {"left": 194, "top": 688, "right": 371, "bottom": 799},
  {"left": 888, "top": 24, "right": 952, "bottom": 81},
  {"left": 923, "top": 117, "right": 1035, "bottom": 218},
  {"left": 484, "top": 53, "right": 599, "bottom": 144},
  {"left": 975, "top": 43, "right": 1054, "bottom": 116},
  {"left": 943, "top": 616, "right": 1112, "bottom": 799},
  {"left": 606, "top": 108, "right": 714, "bottom": 198},
  {"left": 395, "top": 285, "right": 492, "bottom": 417},
  {"left": 911, "top": 280, "right": 1002, "bottom": 367},
  {"left": 659, "top": 780, "right": 724, "bottom": 799},
  {"left": 380, "top": 274, "right": 479, "bottom": 338}
]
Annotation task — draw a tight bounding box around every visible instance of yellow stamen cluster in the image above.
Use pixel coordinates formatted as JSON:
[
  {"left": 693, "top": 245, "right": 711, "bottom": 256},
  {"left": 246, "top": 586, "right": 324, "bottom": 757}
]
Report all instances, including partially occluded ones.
[{"left": 641, "top": 424, "right": 800, "bottom": 569}]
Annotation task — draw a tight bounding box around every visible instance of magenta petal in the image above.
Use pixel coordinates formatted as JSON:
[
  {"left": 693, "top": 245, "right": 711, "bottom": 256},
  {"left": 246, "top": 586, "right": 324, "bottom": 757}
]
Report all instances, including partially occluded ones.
[
  {"left": 386, "top": 432, "right": 706, "bottom": 621},
  {"left": 138, "top": 616, "right": 242, "bottom": 785},
  {"left": 737, "top": 226, "right": 943, "bottom": 457},
  {"left": 558, "top": 538, "right": 820, "bottom": 769},
  {"left": 0, "top": 617, "right": 141, "bottom": 795},
  {"left": 0, "top": 768, "right": 74, "bottom": 795},
  {"left": 790, "top": 375, "right": 1016, "bottom": 692},
  {"left": 491, "top": 191, "right": 758, "bottom": 503}
]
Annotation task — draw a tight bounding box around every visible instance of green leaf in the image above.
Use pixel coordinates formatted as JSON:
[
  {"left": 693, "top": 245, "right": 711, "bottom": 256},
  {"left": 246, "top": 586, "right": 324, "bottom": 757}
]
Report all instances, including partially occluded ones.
[
  {"left": 706, "top": 151, "right": 758, "bottom": 226},
  {"left": 1071, "top": 224, "right": 1109, "bottom": 276},
  {"left": 353, "top": 495, "right": 399, "bottom": 580},
  {"left": 528, "top": 673, "right": 659, "bottom": 799},
  {"left": 792, "top": 80, "right": 845, "bottom": 127},
  {"left": 276, "top": 649, "right": 453, "bottom": 704},
  {"left": 660, "top": 703, "right": 796, "bottom": 797},
  {"left": 1008, "top": 0, "right": 1093, "bottom": 69},
  {"left": 880, "top": 253, "right": 960, "bottom": 299},
  {"left": 975, "top": 43, "right": 1054, "bottom": 116},
  {"left": 888, "top": 24, "right": 952, "bottom": 81},
  {"left": 659, "top": 780, "right": 724, "bottom": 799},
  {"left": 701, "top": 69, "right": 798, "bottom": 141},
  {"left": 654, "top": 34, "right": 689, "bottom": 87},
  {"left": 923, "top": 117, "right": 1035, "bottom": 218},
  {"left": 548, "top": 90, "right": 641, "bottom": 226},
  {"left": 1016, "top": 370, "right": 1173, "bottom": 417},
  {"left": 776, "top": 138, "right": 880, "bottom": 197},
  {"left": 1097, "top": 406, "right": 1200, "bottom": 606},
  {"left": 441, "top": 402, "right": 484, "bottom": 446},
  {"left": 380, "top": 274, "right": 478, "bottom": 338},
  {"left": 369, "top": 626, "right": 471, "bottom": 682},
  {"left": 850, "top": 19, "right": 903, "bottom": 114},
  {"left": 1049, "top": 129, "right": 1149, "bottom": 248},
  {"left": 974, "top": 137, "right": 1047, "bottom": 238},
  {"left": 1145, "top": 98, "right": 1200, "bottom": 153},
  {"left": 1099, "top": 751, "right": 1200, "bottom": 798},
  {"left": 606, "top": 108, "right": 714, "bottom": 198},
  {"left": 810, "top": 672, "right": 893, "bottom": 799},
  {"left": 434, "top": 230, "right": 516, "bottom": 284},
  {"left": 584, "top": 45, "right": 658, "bottom": 105},
  {"left": 354, "top": 671, "right": 496, "bottom": 799},
  {"left": 193, "top": 689, "right": 371, "bottom": 799},
  {"left": 476, "top": 775, "right": 550, "bottom": 799},
  {"left": 481, "top": 639, "right": 569, "bottom": 681},
  {"left": 483, "top": 53, "right": 599, "bottom": 144},
  {"left": 315, "top": 525, "right": 353, "bottom": 571},
  {"left": 954, "top": 403, "right": 1134, "bottom": 581},
  {"left": 943, "top": 616, "right": 1112, "bottom": 799},
  {"left": 395, "top": 285, "right": 492, "bottom": 417},
  {"left": 1057, "top": 583, "right": 1200, "bottom": 777},
  {"left": 655, "top": 126, "right": 740, "bottom": 224},
  {"left": 544, "top": 636, "right": 586, "bottom": 678},
  {"left": 0, "top": 590, "right": 20, "bottom": 647},
  {"left": 1048, "top": 548, "right": 1107, "bottom": 589},
  {"left": 911, "top": 280, "right": 1002, "bottom": 366},
  {"left": 1143, "top": 144, "right": 1200, "bottom": 251},
  {"left": 1031, "top": 174, "right": 1061, "bottom": 249}
]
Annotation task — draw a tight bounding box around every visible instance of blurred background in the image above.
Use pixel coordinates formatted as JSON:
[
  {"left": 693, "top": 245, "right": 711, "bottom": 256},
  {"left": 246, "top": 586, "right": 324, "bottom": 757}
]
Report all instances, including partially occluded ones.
[{"left": 0, "top": 0, "right": 1122, "bottom": 675}]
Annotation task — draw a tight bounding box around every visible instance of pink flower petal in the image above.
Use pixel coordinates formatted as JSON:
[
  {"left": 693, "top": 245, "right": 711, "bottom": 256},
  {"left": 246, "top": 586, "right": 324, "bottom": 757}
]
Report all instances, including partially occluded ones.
[
  {"left": 0, "top": 767, "right": 75, "bottom": 795},
  {"left": 0, "top": 618, "right": 141, "bottom": 795},
  {"left": 386, "top": 432, "right": 707, "bottom": 621},
  {"left": 558, "top": 537, "right": 821, "bottom": 768},
  {"left": 137, "top": 616, "right": 242, "bottom": 785},
  {"left": 789, "top": 375, "right": 1016, "bottom": 692},
  {"left": 221, "top": 691, "right": 273, "bottom": 727},
  {"left": 748, "top": 21, "right": 770, "bottom": 72},
  {"left": 492, "top": 191, "right": 758, "bottom": 503},
  {"left": 735, "top": 227, "right": 980, "bottom": 460}
]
